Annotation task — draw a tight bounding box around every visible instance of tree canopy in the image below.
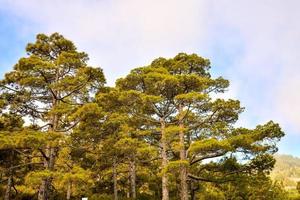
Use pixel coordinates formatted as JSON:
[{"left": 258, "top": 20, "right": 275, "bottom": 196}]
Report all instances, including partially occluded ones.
[{"left": 0, "top": 33, "right": 286, "bottom": 200}]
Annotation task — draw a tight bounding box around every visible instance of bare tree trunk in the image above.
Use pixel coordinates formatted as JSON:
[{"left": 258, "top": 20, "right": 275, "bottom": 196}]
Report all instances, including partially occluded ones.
[
  {"left": 179, "top": 104, "right": 188, "bottom": 200},
  {"left": 127, "top": 175, "right": 130, "bottom": 198},
  {"left": 190, "top": 182, "right": 199, "bottom": 200},
  {"left": 113, "top": 157, "right": 118, "bottom": 200},
  {"left": 130, "top": 158, "right": 137, "bottom": 199},
  {"left": 5, "top": 151, "right": 14, "bottom": 200},
  {"left": 38, "top": 145, "right": 57, "bottom": 200},
  {"left": 160, "top": 118, "right": 169, "bottom": 200},
  {"left": 38, "top": 179, "right": 48, "bottom": 200},
  {"left": 38, "top": 66, "right": 61, "bottom": 200},
  {"left": 4, "top": 172, "right": 12, "bottom": 200},
  {"left": 191, "top": 189, "right": 195, "bottom": 200},
  {"left": 38, "top": 149, "right": 55, "bottom": 200},
  {"left": 66, "top": 181, "right": 72, "bottom": 200},
  {"left": 38, "top": 96, "right": 59, "bottom": 200}
]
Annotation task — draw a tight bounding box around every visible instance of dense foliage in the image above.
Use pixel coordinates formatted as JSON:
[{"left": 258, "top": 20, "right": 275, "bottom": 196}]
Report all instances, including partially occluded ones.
[{"left": 0, "top": 33, "right": 286, "bottom": 200}]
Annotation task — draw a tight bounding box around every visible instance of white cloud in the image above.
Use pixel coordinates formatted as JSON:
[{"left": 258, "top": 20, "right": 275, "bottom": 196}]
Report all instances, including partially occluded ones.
[
  {"left": 0, "top": 0, "right": 211, "bottom": 85},
  {"left": 207, "top": 0, "right": 300, "bottom": 132},
  {"left": 1, "top": 0, "right": 300, "bottom": 135}
]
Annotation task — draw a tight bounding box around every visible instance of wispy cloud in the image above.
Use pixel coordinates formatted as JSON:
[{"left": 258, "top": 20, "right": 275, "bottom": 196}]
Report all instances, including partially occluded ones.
[
  {"left": 208, "top": 0, "right": 300, "bottom": 131},
  {"left": 0, "top": 0, "right": 211, "bottom": 84},
  {"left": 1, "top": 0, "right": 300, "bottom": 154}
]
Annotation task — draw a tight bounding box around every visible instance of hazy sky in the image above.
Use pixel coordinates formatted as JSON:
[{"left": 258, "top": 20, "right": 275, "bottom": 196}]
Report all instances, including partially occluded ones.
[{"left": 1, "top": 0, "right": 300, "bottom": 156}]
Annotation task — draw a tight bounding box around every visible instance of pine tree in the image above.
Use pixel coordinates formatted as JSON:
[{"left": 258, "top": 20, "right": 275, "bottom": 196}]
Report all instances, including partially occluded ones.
[
  {"left": 0, "top": 113, "right": 24, "bottom": 200},
  {"left": 0, "top": 33, "right": 286, "bottom": 200},
  {"left": 116, "top": 53, "right": 284, "bottom": 200},
  {"left": 95, "top": 88, "right": 158, "bottom": 199},
  {"left": 0, "top": 33, "right": 105, "bottom": 200}
]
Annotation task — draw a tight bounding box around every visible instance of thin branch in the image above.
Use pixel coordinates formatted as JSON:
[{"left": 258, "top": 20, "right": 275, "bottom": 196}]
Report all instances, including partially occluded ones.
[
  {"left": 39, "top": 148, "right": 49, "bottom": 161},
  {"left": 190, "top": 151, "right": 227, "bottom": 166},
  {"left": 0, "top": 84, "right": 19, "bottom": 93},
  {"left": 55, "top": 120, "right": 80, "bottom": 132},
  {"left": 59, "top": 77, "right": 92, "bottom": 101}
]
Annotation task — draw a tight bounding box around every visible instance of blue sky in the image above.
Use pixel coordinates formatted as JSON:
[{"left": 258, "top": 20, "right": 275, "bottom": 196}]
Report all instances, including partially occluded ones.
[{"left": 1, "top": 0, "right": 300, "bottom": 156}]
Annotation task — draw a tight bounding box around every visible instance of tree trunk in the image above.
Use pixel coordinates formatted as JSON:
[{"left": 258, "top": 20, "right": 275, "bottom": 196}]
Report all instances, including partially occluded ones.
[
  {"left": 66, "top": 181, "right": 72, "bottom": 200},
  {"left": 127, "top": 176, "right": 130, "bottom": 198},
  {"left": 38, "top": 103, "right": 59, "bottom": 200},
  {"left": 113, "top": 157, "right": 118, "bottom": 200},
  {"left": 160, "top": 118, "right": 169, "bottom": 200},
  {"left": 38, "top": 146, "right": 57, "bottom": 200},
  {"left": 5, "top": 151, "right": 14, "bottom": 200},
  {"left": 179, "top": 104, "right": 188, "bottom": 200},
  {"left": 38, "top": 179, "right": 48, "bottom": 200},
  {"left": 190, "top": 182, "right": 199, "bottom": 200},
  {"left": 130, "top": 158, "right": 137, "bottom": 199},
  {"left": 38, "top": 67, "right": 61, "bottom": 200},
  {"left": 4, "top": 172, "right": 12, "bottom": 200},
  {"left": 191, "top": 189, "right": 195, "bottom": 200}
]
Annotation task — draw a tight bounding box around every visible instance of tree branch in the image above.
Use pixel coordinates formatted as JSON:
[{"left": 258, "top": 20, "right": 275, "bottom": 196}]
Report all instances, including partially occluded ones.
[{"left": 190, "top": 151, "right": 227, "bottom": 166}]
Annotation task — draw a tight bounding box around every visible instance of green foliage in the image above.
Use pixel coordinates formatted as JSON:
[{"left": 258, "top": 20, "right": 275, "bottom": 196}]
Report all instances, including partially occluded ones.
[
  {"left": 269, "top": 154, "right": 300, "bottom": 199},
  {"left": 271, "top": 154, "right": 300, "bottom": 187},
  {"left": 197, "top": 185, "right": 226, "bottom": 200},
  {"left": 0, "top": 32, "right": 105, "bottom": 200},
  {"left": 0, "top": 34, "right": 286, "bottom": 200}
]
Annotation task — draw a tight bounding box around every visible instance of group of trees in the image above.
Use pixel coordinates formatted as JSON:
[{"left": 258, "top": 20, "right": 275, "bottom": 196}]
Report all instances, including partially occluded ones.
[{"left": 0, "top": 33, "right": 287, "bottom": 200}]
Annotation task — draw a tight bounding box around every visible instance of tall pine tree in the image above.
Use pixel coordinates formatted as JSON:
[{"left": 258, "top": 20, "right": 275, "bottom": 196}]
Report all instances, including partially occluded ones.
[
  {"left": 116, "top": 53, "right": 284, "bottom": 200},
  {"left": 0, "top": 33, "right": 105, "bottom": 200}
]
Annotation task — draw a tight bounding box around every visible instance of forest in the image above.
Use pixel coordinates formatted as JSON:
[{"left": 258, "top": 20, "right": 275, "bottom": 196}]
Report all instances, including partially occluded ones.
[{"left": 0, "top": 33, "right": 297, "bottom": 200}]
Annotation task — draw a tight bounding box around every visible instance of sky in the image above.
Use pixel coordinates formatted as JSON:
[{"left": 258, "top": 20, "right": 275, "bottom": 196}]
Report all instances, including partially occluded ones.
[{"left": 0, "top": 0, "right": 300, "bottom": 156}]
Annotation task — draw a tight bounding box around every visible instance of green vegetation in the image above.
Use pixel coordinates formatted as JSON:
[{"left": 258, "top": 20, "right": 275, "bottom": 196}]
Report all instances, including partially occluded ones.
[
  {"left": 0, "top": 33, "right": 289, "bottom": 200},
  {"left": 271, "top": 154, "right": 300, "bottom": 199}
]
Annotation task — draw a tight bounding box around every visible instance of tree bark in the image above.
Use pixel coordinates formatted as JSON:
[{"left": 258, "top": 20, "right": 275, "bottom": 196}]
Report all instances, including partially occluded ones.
[
  {"left": 127, "top": 176, "right": 130, "bottom": 199},
  {"left": 66, "top": 181, "right": 72, "bottom": 200},
  {"left": 113, "top": 157, "right": 118, "bottom": 200},
  {"left": 179, "top": 104, "right": 188, "bottom": 200},
  {"left": 130, "top": 158, "right": 137, "bottom": 199},
  {"left": 5, "top": 150, "right": 14, "bottom": 200},
  {"left": 4, "top": 172, "right": 12, "bottom": 200},
  {"left": 38, "top": 86, "right": 59, "bottom": 200},
  {"left": 160, "top": 118, "right": 169, "bottom": 200},
  {"left": 38, "top": 179, "right": 48, "bottom": 200},
  {"left": 190, "top": 181, "right": 199, "bottom": 200},
  {"left": 191, "top": 189, "right": 196, "bottom": 200},
  {"left": 38, "top": 144, "right": 57, "bottom": 200}
]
